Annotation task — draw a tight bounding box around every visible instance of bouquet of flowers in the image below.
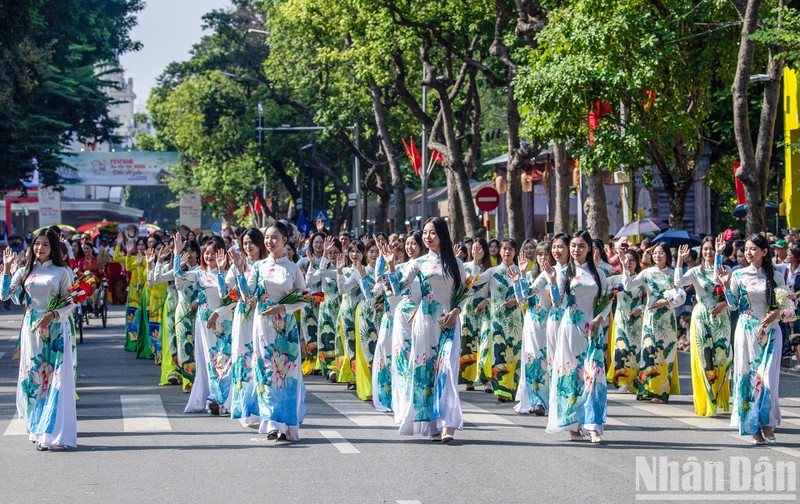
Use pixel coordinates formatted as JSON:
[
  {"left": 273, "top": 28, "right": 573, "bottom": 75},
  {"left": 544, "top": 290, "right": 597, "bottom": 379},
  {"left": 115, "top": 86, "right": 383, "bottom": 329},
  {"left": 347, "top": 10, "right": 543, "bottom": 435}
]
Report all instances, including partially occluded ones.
[
  {"left": 220, "top": 287, "right": 239, "bottom": 307},
  {"left": 311, "top": 291, "right": 325, "bottom": 303},
  {"left": 593, "top": 283, "right": 622, "bottom": 318},
  {"left": 714, "top": 285, "right": 725, "bottom": 303},
  {"left": 279, "top": 288, "right": 312, "bottom": 306},
  {"left": 68, "top": 271, "right": 97, "bottom": 304},
  {"left": 663, "top": 288, "right": 686, "bottom": 307},
  {"left": 774, "top": 285, "right": 797, "bottom": 323},
  {"left": 440, "top": 281, "right": 475, "bottom": 328}
]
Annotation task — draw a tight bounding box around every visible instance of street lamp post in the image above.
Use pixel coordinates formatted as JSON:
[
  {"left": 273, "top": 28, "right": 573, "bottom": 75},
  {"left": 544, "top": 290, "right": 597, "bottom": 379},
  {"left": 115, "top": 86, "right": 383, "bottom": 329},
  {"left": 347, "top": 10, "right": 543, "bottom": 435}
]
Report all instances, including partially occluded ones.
[{"left": 420, "top": 67, "right": 429, "bottom": 225}]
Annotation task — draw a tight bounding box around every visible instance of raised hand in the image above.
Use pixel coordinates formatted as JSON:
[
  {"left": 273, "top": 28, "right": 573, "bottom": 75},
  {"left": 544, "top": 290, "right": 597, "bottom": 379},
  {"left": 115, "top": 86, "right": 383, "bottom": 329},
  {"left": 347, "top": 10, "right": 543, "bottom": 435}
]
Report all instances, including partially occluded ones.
[
  {"left": 180, "top": 251, "right": 190, "bottom": 267},
  {"left": 453, "top": 244, "right": 464, "bottom": 259},
  {"left": 541, "top": 259, "right": 557, "bottom": 284},
  {"left": 229, "top": 250, "right": 244, "bottom": 273},
  {"left": 507, "top": 266, "right": 521, "bottom": 283},
  {"left": 116, "top": 232, "right": 124, "bottom": 247},
  {"left": 716, "top": 265, "right": 731, "bottom": 289},
  {"left": 215, "top": 248, "right": 228, "bottom": 271},
  {"left": 306, "top": 247, "right": 314, "bottom": 262},
  {"left": 126, "top": 239, "right": 135, "bottom": 256},
  {"left": 336, "top": 254, "right": 346, "bottom": 274},
  {"left": 158, "top": 245, "right": 172, "bottom": 261},
  {"left": 145, "top": 248, "right": 156, "bottom": 265},
  {"left": 715, "top": 234, "right": 726, "bottom": 255},
  {"left": 377, "top": 240, "right": 395, "bottom": 267},
  {"left": 323, "top": 235, "right": 335, "bottom": 254},
  {"left": 2, "top": 247, "right": 16, "bottom": 275},
  {"left": 677, "top": 244, "right": 690, "bottom": 263},
  {"left": 517, "top": 256, "right": 529, "bottom": 274},
  {"left": 173, "top": 232, "right": 184, "bottom": 255}
]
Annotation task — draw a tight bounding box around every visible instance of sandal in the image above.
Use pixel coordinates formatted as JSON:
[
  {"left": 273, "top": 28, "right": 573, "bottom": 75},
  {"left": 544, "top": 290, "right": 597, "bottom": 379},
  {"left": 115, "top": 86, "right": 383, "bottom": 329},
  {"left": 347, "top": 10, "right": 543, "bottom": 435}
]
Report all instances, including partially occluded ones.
[
  {"left": 266, "top": 430, "right": 279, "bottom": 441},
  {"left": 588, "top": 430, "right": 602, "bottom": 444},
  {"left": 569, "top": 430, "right": 585, "bottom": 442},
  {"left": 752, "top": 435, "right": 767, "bottom": 445},
  {"left": 466, "top": 384, "right": 475, "bottom": 391}
]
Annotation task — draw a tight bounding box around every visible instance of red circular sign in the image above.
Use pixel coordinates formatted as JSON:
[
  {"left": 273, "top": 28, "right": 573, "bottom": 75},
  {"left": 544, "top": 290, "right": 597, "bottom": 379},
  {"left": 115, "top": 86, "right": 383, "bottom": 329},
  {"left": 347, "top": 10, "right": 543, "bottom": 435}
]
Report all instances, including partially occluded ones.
[{"left": 475, "top": 187, "right": 500, "bottom": 212}]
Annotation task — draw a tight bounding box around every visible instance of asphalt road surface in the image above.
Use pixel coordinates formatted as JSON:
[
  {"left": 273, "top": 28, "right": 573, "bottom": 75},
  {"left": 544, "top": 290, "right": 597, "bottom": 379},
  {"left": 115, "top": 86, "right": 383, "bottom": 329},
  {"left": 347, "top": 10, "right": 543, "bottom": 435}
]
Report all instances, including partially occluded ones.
[{"left": 0, "top": 305, "right": 798, "bottom": 504}]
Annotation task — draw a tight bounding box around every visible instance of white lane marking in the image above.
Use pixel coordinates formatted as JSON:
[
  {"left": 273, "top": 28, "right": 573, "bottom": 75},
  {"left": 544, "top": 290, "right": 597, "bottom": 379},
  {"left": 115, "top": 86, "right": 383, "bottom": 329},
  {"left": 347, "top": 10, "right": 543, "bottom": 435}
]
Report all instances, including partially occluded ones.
[
  {"left": 461, "top": 401, "right": 520, "bottom": 429},
  {"left": 319, "top": 430, "right": 360, "bottom": 454},
  {"left": 3, "top": 418, "right": 26, "bottom": 436},
  {"left": 397, "top": 501, "right": 423, "bottom": 504},
  {"left": 313, "top": 392, "right": 395, "bottom": 428},
  {"left": 610, "top": 397, "right": 800, "bottom": 458},
  {"left": 120, "top": 394, "right": 172, "bottom": 432}
]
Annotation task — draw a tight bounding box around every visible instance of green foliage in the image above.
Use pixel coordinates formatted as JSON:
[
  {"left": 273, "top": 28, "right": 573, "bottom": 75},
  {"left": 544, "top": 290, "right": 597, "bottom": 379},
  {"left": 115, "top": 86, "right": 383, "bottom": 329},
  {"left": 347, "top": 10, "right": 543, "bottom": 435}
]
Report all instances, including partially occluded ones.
[
  {"left": 516, "top": 0, "right": 737, "bottom": 177},
  {"left": 0, "top": 0, "right": 143, "bottom": 190},
  {"left": 751, "top": 5, "right": 800, "bottom": 71}
]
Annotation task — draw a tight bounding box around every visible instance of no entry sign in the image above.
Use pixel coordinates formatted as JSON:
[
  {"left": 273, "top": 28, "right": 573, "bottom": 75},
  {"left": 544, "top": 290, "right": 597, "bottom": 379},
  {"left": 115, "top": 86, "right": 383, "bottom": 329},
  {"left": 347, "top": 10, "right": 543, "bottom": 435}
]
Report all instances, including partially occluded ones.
[{"left": 475, "top": 187, "right": 500, "bottom": 212}]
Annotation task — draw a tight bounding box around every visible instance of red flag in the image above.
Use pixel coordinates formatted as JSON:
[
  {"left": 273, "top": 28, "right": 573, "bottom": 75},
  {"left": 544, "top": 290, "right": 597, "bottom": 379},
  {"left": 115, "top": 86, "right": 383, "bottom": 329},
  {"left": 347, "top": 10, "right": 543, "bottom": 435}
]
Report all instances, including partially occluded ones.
[
  {"left": 409, "top": 137, "right": 422, "bottom": 175},
  {"left": 254, "top": 198, "right": 262, "bottom": 213},
  {"left": 733, "top": 161, "right": 746, "bottom": 204},
  {"left": 431, "top": 150, "right": 444, "bottom": 163},
  {"left": 402, "top": 137, "right": 422, "bottom": 176},
  {"left": 588, "top": 101, "right": 612, "bottom": 147}
]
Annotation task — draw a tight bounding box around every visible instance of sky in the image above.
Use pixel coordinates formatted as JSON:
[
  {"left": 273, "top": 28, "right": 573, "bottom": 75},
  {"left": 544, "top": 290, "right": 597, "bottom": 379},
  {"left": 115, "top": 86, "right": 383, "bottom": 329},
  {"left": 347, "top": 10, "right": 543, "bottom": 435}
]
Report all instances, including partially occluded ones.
[{"left": 119, "top": 0, "right": 232, "bottom": 111}]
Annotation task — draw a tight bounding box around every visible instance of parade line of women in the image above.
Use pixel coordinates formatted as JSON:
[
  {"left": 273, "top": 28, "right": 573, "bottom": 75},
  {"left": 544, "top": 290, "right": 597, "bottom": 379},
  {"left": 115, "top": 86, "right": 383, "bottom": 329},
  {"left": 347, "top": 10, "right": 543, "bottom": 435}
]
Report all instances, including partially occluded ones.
[{"left": 1, "top": 222, "right": 787, "bottom": 449}]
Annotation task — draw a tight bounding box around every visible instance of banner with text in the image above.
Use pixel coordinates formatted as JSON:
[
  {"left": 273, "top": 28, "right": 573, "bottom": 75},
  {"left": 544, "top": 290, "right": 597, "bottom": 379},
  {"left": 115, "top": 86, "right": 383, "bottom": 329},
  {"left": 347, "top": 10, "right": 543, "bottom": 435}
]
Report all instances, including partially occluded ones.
[
  {"left": 180, "top": 190, "right": 202, "bottom": 231},
  {"left": 58, "top": 152, "right": 179, "bottom": 186},
  {"left": 38, "top": 187, "right": 61, "bottom": 226}
]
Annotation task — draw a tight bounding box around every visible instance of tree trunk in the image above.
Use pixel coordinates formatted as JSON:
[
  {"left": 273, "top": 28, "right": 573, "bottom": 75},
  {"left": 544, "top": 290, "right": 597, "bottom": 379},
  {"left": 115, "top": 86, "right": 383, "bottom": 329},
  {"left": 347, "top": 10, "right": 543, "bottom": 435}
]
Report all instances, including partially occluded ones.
[
  {"left": 583, "top": 172, "right": 609, "bottom": 241},
  {"left": 552, "top": 141, "right": 570, "bottom": 235},
  {"left": 731, "top": 0, "right": 785, "bottom": 235},
  {"left": 369, "top": 83, "right": 405, "bottom": 232},
  {"left": 505, "top": 87, "right": 528, "bottom": 245},
  {"left": 446, "top": 167, "right": 465, "bottom": 241}
]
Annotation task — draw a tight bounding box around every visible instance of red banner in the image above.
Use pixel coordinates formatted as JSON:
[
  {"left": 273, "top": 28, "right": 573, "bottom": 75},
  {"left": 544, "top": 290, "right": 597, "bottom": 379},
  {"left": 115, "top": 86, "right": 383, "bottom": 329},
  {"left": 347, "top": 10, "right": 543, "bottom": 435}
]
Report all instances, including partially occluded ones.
[{"left": 733, "top": 161, "right": 746, "bottom": 204}]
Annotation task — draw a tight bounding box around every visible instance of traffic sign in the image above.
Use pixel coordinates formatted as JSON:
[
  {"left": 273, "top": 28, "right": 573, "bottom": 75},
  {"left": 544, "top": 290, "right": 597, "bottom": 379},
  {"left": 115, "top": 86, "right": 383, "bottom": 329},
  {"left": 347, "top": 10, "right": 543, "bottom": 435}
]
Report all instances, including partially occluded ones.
[
  {"left": 314, "top": 210, "right": 329, "bottom": 224},
  {"left": 475, "top": 187, "right": 500, "bottom": 212}
]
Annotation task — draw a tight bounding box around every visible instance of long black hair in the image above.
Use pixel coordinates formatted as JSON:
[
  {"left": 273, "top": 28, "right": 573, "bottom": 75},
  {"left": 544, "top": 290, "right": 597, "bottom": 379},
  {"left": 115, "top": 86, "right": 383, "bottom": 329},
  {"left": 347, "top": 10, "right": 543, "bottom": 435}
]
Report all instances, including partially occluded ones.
[
  {"left": 22, "top": 229, "right": 68, "bottom": 301},
  {"left": 592, "top": 238, "right": 609, "bottom": 264},
  {"left": 564, "top": 230, "right": 602, "bottom": 299},
  {"left": 242, "top": 227, "right": 267, "bottom": 261},
  {"left": 405, "top": 231, "right": 426, "bottom": 260},
  {"left": 426, "top": 217, "right": 461, "bottom": 288},
  {"left": 747, "top": 233, "right": 777, "bottom": 308},
  {"left": 699, "top": 236, "right": 714, "bottom": 274},
  {"left": 551, "top": 233, "right": 569, "bottom": 265}
]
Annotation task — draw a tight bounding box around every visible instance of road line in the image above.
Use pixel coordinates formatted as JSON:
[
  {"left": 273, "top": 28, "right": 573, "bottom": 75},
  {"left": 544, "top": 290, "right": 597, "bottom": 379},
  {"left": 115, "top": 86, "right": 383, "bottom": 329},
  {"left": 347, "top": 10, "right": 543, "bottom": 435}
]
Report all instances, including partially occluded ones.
[
  {"left": 461, "top": 401, "right": 519, "bottom": 429},
  {"left": 313, "top": 392, "right": 395, "bottom": 428},
  {"left": 120, "top": 394, "right": 172, "bottom": 432},
  {"left": 2, "top": 418, "right": 26, "bottom": 436},
  {"left": 397, "top": 501, "right": 422, "bottom": 504},
  {"left": 610, "top": 397, "right": 800, "bottom": 457},
  {"left": 319, "top": 430, "right": 360, "bottom": 454}
]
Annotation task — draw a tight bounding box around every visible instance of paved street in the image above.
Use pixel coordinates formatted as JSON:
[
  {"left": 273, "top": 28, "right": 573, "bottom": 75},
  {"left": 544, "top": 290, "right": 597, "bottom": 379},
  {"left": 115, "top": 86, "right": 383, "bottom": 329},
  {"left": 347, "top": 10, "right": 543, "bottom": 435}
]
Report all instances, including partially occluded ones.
[{"left": 0, "top": 306, "right": 799, "bottom": 504}]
